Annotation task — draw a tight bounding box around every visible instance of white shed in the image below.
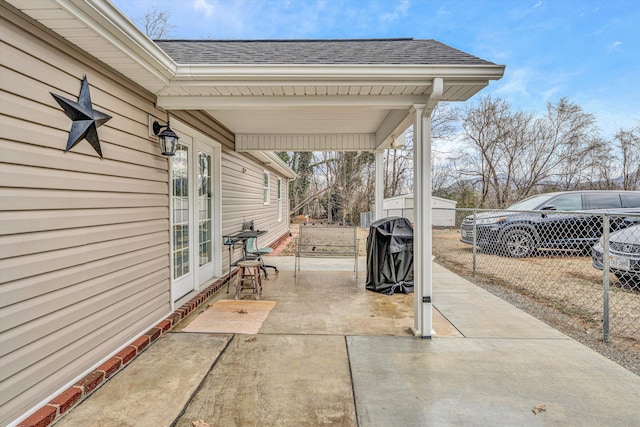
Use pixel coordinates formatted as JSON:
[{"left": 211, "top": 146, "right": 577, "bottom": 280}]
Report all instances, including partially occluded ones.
[{"left": 383, "top": 195, "right": 457, "bottom": 227}]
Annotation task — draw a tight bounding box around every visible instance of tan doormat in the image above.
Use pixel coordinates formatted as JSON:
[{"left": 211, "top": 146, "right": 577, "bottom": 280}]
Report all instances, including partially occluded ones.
[{"left": 182, "top": 300, "right": 277, "bottom": 334}]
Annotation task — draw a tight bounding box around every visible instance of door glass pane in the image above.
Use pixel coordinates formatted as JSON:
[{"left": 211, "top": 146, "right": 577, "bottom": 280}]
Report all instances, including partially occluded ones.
[
  {"left": 172, "top": 144, "right": 189, "bottom": 279},
  {"left": 198, "top": 151, "right": 212, "bottom": 266}
]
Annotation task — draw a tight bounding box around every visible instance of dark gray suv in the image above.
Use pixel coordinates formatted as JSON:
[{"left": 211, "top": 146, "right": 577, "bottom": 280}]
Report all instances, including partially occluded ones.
[{"left": 460, "top": 191, "right": 640, "bottom": 257}]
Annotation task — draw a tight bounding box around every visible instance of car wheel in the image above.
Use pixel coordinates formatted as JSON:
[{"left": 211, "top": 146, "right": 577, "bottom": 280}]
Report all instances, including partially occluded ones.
[{"left": 502, "top": 229, "right": 535, "bottom": 258}]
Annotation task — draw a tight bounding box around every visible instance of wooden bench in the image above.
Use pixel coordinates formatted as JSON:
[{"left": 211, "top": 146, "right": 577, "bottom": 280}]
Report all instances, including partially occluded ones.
[{"left": 294, "top": 223, "right": 359, "bottom": 277}]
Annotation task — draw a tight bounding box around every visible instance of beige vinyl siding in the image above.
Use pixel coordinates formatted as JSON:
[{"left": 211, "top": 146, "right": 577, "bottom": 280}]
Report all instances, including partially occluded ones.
[
  {"left": 0, "top": 7, "right": 170, "bottom": 424},
  {"left": 221, "top": 150, "right": 290, "bottom": 267}
]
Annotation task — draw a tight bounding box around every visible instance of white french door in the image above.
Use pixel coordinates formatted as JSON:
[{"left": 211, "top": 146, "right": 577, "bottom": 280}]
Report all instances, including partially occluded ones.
[
  {"left": 196, "top": 144, "right": 215, "bottom": 284},
  {"left": 170, "top": 123, "right": 221, "bottom": 302}
]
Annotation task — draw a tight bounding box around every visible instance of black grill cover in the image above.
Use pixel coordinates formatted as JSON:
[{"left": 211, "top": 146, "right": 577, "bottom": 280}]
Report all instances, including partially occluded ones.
[{"left": 366, "top": 217, "right": 414, "bottom": 294}]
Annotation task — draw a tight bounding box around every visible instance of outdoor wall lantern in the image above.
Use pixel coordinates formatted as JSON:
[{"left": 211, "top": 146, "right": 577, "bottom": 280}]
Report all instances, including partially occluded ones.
[{"left": 153, "top": 119, "right": 179, "bottom": 156}]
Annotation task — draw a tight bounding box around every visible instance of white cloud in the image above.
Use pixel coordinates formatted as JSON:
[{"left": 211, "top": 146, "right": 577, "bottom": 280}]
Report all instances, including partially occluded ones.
[
  {"left": 381, "top": 0, "right": 410, "bottom": 22},
  {"left": 606, "top": 41, "right": 623, "bottom": 53},
  {"left": 494, "top": 67, "right": 531, "bottom": 97},
  {"left": 193, "top": 0, "right": 214, "bottom": 18},
  {"left": 542, "top": 86, "right": 560, "bottom": 102}
]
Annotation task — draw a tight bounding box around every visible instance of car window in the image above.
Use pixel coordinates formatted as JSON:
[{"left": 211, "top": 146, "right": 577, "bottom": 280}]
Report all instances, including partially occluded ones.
[
  {"left": 508, "top": 194, "right": 554, "bottom": 210},
  {"left": 545, "top": 194, "right": 582, "bottom": 211},
  {"left": 586, "top": 193, "right": 622, "bottom": 209},
  {"left": 623, "top": 194, "right": 640, "bottom": 208}
]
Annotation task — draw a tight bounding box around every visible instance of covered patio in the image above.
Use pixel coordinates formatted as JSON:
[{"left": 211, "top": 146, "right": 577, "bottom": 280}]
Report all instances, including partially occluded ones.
[
  {"left": 6, "top": 0, "right": 506, "bottom": 339},
  {"left": 55, "top": 258, "right": 640, "bottom": 426},
  {"left": 151, "top": 38, "right": 506, "bottom": 337}
]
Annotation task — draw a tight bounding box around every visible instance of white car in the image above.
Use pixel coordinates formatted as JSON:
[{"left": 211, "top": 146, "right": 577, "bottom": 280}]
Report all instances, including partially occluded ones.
[{"left": 592, "top": 224, "right": 640, "bottom": 287}]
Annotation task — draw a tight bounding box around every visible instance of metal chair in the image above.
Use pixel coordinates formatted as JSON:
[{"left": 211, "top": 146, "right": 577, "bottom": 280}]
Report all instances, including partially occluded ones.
[{"left": 241, "top": 221, "right": 279, "bottom": 277}]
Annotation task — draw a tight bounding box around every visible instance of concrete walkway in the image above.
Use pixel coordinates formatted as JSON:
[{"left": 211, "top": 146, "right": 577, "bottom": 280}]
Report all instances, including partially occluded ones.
[{"left": 57, "top": 257, "right": 640, "bottom": 426}]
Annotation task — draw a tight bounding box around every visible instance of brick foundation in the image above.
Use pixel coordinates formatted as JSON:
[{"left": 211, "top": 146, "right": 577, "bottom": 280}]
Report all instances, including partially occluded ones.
[
  {"left": 268, "top": 230, "right": 293, "bottom": 256},
  {"left": 16, "top": 271, "right": 235, "bottom": 427}
]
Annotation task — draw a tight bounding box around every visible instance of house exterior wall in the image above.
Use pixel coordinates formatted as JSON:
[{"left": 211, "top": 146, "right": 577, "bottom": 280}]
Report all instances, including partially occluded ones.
[
  {"left": 0, "top": 6, "right": 291, "bottom": 425},
  {"left": 220, "top": 150, "right": 290, "bottom": 269},
  {"left": 221, "top": 150, "right": 289, "bottom": 244},
  {"left": 0, "top": 8, "right": 173, "bottom": 424}
]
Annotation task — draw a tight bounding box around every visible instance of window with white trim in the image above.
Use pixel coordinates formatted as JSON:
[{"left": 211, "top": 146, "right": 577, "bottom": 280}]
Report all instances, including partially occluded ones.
[
  {"left": 263, "top": 171, "right": 270, "bottom": 205},
  {"left": 277, "top": 178, "right": 282, "bottom": 222}
]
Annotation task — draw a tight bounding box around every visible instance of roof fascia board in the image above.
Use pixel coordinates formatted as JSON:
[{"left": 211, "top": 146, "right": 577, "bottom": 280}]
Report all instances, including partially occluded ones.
[
  {"left": 58, "top": 0, "right": 177, "bottom": 82},
  {"left": 165, "top": 79, "right": 493, "bottom": 89},
  {"left": 173, "top": 64, "right": 505, "bottom": 81},
  {"left": 157, "top": 95, "right": 430, "bottom": 110},
  {"left": 168, "top": 79, "right": 434, "bottom": 87}
]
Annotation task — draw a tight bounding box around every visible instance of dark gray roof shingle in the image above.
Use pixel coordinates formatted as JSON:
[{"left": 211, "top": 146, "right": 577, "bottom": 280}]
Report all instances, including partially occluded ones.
[{"left": 155, "top": 38, "right": 495, "bottom": 66}]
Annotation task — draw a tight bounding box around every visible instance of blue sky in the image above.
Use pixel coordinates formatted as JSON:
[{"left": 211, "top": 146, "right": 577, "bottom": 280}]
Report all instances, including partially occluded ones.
[{"left": 111, "top": 0, "right": 639, "bottom": 139}]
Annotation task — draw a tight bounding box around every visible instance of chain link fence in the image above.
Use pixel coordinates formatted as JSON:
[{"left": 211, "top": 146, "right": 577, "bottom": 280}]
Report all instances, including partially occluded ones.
[{"left": 432, "top": 208, "right": 640, "bottom": 375}]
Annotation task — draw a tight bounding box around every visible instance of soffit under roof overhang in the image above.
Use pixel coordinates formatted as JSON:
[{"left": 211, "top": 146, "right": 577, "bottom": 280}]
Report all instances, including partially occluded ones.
[
  {"left": 7, "top": 0, "right": 505, "bottom": 152},
  {"left": 159, "top": 63, "right": 502, "bottom": 151}
]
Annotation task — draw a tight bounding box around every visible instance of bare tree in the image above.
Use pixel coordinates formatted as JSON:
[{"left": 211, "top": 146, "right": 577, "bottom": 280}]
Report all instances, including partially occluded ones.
[
  {"left": 279, "top": 100, "right": 630, "bottom": 221},
  {"left": 614, "top": 123, "right": 640, "bottom": 190},
  {"left": 137, "top": 8, "right": 175, "bottom": 39},
  {"left": 455, "top": 97, "right": 604, "bottom": 208},
  {"left": 525, "top": 98, "right": 602, "bottom": 193},
  {"left": 456, "top": 96, "right": 521, "bottom": 207},
  {"left": 384, "top": 104, "right": 459, "bottom": 198},
  {"left": 431, "top": 103, "right": 460, "bottom": 140},
  {"left": 385, "top": 137, "right": 413, "bottom": 197},
  {"left": 279, "top": 151, "right": 314, "bottom": 216},
  {"left": 579, "top": 141, "right": 615, "bottom": 189}
]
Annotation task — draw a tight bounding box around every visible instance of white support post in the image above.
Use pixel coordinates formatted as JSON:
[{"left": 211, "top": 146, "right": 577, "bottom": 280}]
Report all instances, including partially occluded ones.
[
  {"left": 375, "top": 150, "right": 384, "bottom": 221},
  {"left": 411, "top": 104, "right": 433, "bottom": 338}
]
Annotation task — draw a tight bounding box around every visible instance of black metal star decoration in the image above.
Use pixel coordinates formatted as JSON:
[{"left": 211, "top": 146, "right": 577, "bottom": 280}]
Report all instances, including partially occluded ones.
[{"left": 50, "top": 75, "right": 111, "bottom": 158}]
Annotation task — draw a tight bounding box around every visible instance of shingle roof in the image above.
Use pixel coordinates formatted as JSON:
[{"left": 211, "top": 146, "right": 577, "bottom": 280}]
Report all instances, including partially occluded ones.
[{"left": 155, "top": 38, "right": 495, "bottom": 66}]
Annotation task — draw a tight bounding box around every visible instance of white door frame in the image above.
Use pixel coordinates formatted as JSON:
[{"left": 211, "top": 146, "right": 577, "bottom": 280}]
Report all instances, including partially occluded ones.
[{"left": 169, "top": 118, "right": 222, "bottom": 305}]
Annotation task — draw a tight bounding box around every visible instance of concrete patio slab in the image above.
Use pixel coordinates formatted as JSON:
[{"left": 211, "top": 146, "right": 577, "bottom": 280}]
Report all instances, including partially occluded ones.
[
  {"left": 267, "top": 255, "right": 367, "bottom": 273},
  {"left": 432, "top": 262, "right": 492, "bottom": 294},
  {"left": 258, "top": 269, "right": 415, "bottom": 336},
  {"left": 50, "top": 258, "right": 639, "bottom": 427},
  {"left": 348, "top": 335, "right": 640, "bottom": 427},
  {"left": 55, "top": 332, "right": 232, "bottom": 427},
  {"left": 173, "top": 334, "right": 357, "bottom": 427},
  {"left": 432, "top": 263, "right": 567, "bottom": 339},
  {"left": 434, "top": 292, "right": 568, "bottom": 339}
]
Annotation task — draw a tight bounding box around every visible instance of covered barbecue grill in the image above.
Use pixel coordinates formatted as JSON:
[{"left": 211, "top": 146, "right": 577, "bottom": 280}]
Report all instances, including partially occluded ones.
[{"left": 366, "top": 217, "right": 414, "bottom": 294}]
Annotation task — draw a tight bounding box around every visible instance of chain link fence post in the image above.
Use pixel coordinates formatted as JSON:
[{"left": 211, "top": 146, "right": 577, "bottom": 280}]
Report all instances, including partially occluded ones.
[
  {"left": 602, "top": 214, "right": 610, "bottom": 343},
  {"left": 472, "top": 210, "right": 477, "bottom": 276}
]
